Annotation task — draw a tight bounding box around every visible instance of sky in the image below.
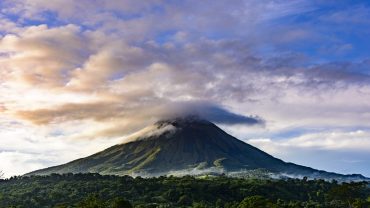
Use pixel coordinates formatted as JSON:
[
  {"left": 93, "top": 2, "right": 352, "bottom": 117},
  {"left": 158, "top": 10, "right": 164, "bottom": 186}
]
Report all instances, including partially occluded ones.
[{"left": 0, "top": 0, "right": 370, "bottom": 178}]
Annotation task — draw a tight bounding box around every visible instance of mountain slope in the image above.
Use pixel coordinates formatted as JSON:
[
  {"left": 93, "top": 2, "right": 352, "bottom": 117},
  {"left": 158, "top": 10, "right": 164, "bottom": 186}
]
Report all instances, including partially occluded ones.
[{"left": 27, "top": 117, "right": 367, "bottom": 180}]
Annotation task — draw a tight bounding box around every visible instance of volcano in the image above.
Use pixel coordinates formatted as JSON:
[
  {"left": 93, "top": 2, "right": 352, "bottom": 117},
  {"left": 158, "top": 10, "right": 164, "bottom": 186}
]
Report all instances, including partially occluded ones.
[{"left": 27, "top": 116, "right": 367, "bottom": 180}]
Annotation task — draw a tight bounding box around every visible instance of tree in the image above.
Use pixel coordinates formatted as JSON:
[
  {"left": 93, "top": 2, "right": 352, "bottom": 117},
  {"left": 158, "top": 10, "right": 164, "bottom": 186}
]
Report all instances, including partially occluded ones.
[
  {"left": 215, "top": 199, "right": 223, "bottom": 208},
  {"left": 110, "top": 197, "right": 133, "bottom": 208},
  {"left": 237, "top": 195, "right": 274, "bottom": 208},
  {"left": 328, "top": 183, "right": 367, "bottom": 207},
  {"left": 351, "top": 198, "right": 370, "bottom": 208},
  {"left": 77, "top": 194, "right": 105, "bottom": 208},
  {"left": 178, "top": 195, "right": 192, "bottom": 206}
]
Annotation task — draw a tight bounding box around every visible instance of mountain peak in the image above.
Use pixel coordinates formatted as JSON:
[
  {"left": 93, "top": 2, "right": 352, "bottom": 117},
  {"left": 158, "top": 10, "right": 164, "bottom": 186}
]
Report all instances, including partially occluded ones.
[
  {"left": 27, "top": 117, "right": 369, "bottom": 181},
  {"left": 122, "top": 115, "right": 211, "bottom": 144}
]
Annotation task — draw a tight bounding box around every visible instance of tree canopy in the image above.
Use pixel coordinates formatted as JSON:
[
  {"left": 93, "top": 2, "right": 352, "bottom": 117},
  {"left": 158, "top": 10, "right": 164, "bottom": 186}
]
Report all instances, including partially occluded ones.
[{"left": 0, "top": 173, "right": 369, "bottom": 208}]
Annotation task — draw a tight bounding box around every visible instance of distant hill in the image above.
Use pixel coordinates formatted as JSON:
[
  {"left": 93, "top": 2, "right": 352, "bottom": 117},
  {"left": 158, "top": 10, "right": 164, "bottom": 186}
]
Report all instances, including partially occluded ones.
[{"left": 27, "top": 116, "right": 368, "bottom": 181}]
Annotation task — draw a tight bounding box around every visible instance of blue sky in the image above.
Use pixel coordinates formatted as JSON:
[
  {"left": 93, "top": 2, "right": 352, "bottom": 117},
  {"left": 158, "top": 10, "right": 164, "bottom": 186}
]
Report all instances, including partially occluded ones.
[{"left": 0, "top": 0, "right": 369, "bottom": 177}]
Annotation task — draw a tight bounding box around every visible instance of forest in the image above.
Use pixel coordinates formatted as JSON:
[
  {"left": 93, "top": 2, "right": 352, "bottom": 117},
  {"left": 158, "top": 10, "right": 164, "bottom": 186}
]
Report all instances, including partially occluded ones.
[{"left": 0, "top": 173, "right": 369, "bottom": 208}]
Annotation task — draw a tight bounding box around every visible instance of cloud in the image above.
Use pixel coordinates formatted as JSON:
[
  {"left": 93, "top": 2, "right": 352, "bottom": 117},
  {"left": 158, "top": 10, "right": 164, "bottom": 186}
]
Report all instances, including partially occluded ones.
[
  {"left": 248, "top": 130, "right": 370, "bottom": 153},
  {"left": 0, "top": 24, "right": 86, "bottom": 88},
  {"left": 0, "top": 116, "right": 121, "bottom": 176},
  {"left": 1, "top": 22, "right": 369, "bottom": 141},
  {"left": 246, "top": 130, "right": 370, "bottom": 176},
  {"left": 320, "top": 5, "right": 370, "bottom": 25},
  {"left": 67, "top": 42, "right": 149, "bottom": 90},
  {"left": 0, "top": 151, "right": 47, "bottom": 177},
  {"left": 16, "top": 100, "right": 262, "bottom": 139},
  {"left": 0, "top": 0, "right": 370, "bottom": 177},
  {"left": 159, "top": 102, "right": 263, "bottom": 125},
  {"left": 16, "top": 101, "right": 122, "bottom": 124}
]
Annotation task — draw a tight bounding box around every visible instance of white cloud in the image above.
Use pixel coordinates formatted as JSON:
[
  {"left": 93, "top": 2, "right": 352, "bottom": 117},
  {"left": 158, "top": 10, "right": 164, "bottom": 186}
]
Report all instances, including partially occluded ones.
[
  {"left": 0, "top": 116, "right": 122, "bottom": 177},
  {"left": 245, "top": 130, "right": 370, "bottom": 176},
  {"left": 0, "top": 151, "right": 47, "bottom": 177},
  {"left": 248, "top": 130, "right": 370, "bottom": 153}
]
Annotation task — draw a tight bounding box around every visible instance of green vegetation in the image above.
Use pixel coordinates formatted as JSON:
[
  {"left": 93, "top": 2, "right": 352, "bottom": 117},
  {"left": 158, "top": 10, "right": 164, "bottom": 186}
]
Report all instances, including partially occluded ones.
[{"left": 0, "top": 173, "right": 369, "bottom": 208}]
